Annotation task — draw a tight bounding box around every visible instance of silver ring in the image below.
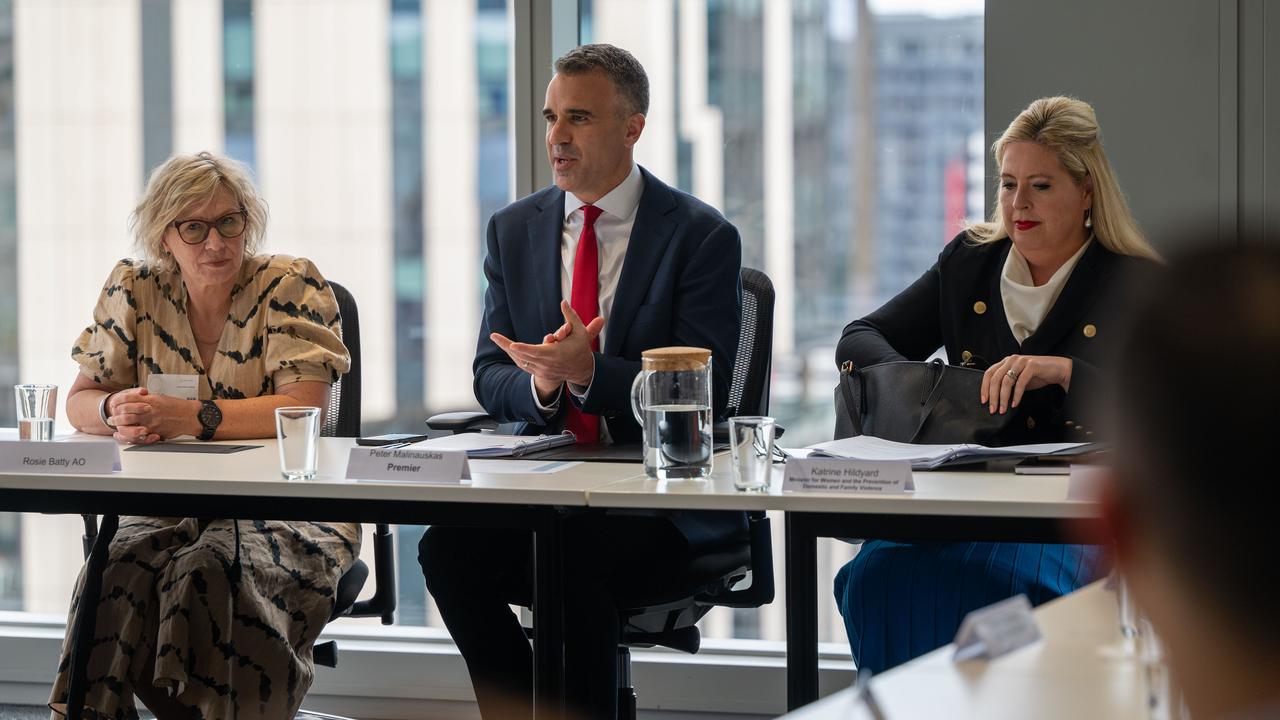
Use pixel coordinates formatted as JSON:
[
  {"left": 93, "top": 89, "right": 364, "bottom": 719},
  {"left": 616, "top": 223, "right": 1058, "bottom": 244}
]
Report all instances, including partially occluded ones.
[{"left": 1006, "top": 369, "right": 1019, "bottom": 380}]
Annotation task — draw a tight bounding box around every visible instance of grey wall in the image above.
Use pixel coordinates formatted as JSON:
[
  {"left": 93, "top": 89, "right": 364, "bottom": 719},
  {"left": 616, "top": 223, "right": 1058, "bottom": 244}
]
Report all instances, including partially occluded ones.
[
  {"left": 986, "top": 0, "right": 1280, "bottom": 251},
  {"left": 1238, "top": 0, "right": 1280, "bottom": 241}
]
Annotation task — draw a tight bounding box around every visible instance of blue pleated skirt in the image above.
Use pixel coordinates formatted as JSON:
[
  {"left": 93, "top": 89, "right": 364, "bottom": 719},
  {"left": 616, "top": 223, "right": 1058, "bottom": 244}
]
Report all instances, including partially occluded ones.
[{"left": 833, "top": 540, "right": 1103, "bottom": 673}]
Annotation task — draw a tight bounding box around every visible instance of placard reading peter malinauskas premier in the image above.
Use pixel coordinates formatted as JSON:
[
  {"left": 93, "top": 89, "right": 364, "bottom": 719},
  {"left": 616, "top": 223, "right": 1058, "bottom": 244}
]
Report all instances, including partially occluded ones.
[{"left": 345, "top": 446, "right": 470, "bottom": 484}]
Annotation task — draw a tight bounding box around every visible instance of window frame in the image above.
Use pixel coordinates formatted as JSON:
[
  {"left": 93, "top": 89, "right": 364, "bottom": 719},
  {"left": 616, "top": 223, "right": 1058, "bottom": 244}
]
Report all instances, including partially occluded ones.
[{"left": 0, "top": 0, "right": 976, "bottom": 713}]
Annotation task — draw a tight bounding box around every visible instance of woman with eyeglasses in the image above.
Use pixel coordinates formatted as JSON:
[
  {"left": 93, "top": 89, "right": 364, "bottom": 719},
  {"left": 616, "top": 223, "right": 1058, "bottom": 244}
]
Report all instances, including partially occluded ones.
[{"left": 50, "top": 151, "right": 359, "bottom": 719}]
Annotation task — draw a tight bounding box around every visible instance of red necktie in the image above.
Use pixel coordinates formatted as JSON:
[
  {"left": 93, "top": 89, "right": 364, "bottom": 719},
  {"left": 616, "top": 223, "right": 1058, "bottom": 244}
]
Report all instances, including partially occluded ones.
[{"left": 564, "top": 205, "right": 602, "bottom": 444}]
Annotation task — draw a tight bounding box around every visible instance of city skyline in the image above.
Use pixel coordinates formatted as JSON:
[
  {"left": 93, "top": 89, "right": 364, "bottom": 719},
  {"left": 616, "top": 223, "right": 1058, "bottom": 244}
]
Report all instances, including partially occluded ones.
[{"left": 0, "top": 0, "right": 982, "bottom": 647}]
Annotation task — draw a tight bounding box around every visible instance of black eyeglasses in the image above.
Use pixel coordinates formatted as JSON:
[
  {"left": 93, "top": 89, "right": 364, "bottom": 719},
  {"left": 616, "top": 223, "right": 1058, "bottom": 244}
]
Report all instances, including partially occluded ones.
[{"left": 171, "top": 208, "right": 248, "bottom": 245}]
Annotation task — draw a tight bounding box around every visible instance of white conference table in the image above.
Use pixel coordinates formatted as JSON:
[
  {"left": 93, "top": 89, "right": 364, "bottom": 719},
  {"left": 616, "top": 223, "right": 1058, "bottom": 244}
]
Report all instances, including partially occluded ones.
[
  {"left": 2, "top": 434, "right": 1109, "bottom": 716},
  {"left": 0, "top": 430, "right": 637, "bottom": 505},
  {"left": 778, "top": 581, "right": 1143, "bottom": 719},
  {"left": 0, "top": 431, "right": 642, "bottom": 720},
  {"left": 586, "top": 455, "right": 1107, "bottom": 710}
]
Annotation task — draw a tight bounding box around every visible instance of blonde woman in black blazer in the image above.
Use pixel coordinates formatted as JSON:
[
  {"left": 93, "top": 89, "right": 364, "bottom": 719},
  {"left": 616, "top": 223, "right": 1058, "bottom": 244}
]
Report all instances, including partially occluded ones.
[{"left": 834, "top": 96, "right": 1159, "bottom": 673}]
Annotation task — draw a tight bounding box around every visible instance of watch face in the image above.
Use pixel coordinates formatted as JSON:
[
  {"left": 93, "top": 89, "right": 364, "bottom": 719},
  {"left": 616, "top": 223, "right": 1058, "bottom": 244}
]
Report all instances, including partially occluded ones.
[{"left": 199, "top": 400, "right": 222, "bottom": 431}]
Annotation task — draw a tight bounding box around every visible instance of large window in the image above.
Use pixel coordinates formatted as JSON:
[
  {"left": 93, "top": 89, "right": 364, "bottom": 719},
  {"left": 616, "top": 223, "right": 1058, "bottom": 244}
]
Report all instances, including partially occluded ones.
[
  {"left": 0, "top": 0, "right": 983, "bottom": 693},
  {"left": 0, "top": 0, "right": 512, "bottom": 627},
  {"left": 580, "top": 0, "right": 984, "bottom": 643}
]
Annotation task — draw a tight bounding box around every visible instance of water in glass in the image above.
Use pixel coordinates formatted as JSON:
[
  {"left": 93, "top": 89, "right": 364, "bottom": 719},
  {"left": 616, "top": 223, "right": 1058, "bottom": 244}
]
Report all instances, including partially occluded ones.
[
  {"left": 729, "top": 416, "right": 775, "bottom": 491},
  {"left": 644, "top": 404, "right": 712, "bottom": 479},
  {"left": 275, "top": 407, "right": 320, "bottom": 481},
  {"left": 14, "top": 384, "right": 57, "bottom": 441},
  {"left": 18, "top": 418, "right": 54, "bottom": 441},
  {"left": 630, "top": 347, "right": 715, "bottom": 481}
]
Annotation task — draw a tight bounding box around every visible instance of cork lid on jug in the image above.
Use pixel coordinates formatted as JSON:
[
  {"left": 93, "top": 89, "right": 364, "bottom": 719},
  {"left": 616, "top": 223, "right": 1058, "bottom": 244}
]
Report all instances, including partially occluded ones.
[{"left": 640, "top": 347, "right": 712, "bottom": 372}]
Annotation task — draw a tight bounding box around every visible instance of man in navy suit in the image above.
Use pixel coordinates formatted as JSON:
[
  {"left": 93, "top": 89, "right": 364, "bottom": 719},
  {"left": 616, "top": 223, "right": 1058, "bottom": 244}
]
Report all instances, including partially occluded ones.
[{"left": 419, "top": 44, "right": 744, "bottom": 719}]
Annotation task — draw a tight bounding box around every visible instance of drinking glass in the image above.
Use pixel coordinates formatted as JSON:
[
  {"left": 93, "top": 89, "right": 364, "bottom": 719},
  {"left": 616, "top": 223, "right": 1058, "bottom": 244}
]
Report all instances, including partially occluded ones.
[
  {"left": 275, "top": 406, "right": 321, "bottom": 481},
  {"left": 728, "top": 416, "right": 776, "bottom": 491},
  {"left": 15, "top": 384, "right": 57, "bottom": 441}
]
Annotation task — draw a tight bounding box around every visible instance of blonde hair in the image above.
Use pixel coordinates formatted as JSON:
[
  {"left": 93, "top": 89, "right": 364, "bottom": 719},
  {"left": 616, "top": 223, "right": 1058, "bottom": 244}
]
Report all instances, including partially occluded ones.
[
  {"left": 131, "top": 151, "right": 268, "bottom": 273},
  {"left": 966, "top": 96, "right": 1159, "bottom": 261}
]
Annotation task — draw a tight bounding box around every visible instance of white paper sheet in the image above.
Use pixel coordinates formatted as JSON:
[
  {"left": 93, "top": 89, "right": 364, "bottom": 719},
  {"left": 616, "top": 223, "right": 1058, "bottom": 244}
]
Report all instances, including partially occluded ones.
[{"left": 469, "top": 459, "right": 583, "bottom": 474}]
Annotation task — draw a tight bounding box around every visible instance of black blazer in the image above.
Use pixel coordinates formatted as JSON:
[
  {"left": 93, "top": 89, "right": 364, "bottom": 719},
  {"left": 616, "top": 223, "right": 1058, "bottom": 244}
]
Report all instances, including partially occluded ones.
[
  {"left": 472, "top": 166, "right": 742, "bottom": 445},
  {"left": 837, "top": 232, "right": 1157, "bottom": 443}
]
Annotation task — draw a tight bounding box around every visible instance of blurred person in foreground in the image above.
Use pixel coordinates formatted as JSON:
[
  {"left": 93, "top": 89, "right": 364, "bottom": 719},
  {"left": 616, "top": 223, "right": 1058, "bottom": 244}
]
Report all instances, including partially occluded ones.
[
  {"left": 1106, "top": 242, "right": 1280, "bottom": 720},
  {"left": 51, "top": 152, "right": 357, "bottom": 719},
  {"left": 833, "top": 96, "right": 1161, "bottom": 672}
]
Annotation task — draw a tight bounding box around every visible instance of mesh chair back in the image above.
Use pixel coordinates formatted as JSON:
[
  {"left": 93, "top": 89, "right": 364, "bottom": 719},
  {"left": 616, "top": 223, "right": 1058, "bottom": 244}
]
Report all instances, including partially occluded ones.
[
  {"left": 725, "top": 268, "right": 775, "bottom": 417},
  {"left": 322, "top": 282, "right": 396, "bottom": 626},
  {"left": 323, "top": 281, "right": 362, "bottom": 438}
]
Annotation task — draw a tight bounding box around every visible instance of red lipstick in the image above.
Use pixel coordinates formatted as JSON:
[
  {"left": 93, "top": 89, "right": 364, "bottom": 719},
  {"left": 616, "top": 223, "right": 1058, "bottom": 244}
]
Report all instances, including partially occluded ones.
[{"left": 1014, "top": 220, "right": 1040, "bottom": 231}]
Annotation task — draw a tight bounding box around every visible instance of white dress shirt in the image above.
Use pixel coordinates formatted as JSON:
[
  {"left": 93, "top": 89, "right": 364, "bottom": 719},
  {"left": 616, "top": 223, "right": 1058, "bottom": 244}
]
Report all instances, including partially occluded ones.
[
  {"left": 1000, "top": 237, "right": 1092, "bottom": 344},
  {"left": 531, "top": 163, "right": 645, "bottom": 431}
]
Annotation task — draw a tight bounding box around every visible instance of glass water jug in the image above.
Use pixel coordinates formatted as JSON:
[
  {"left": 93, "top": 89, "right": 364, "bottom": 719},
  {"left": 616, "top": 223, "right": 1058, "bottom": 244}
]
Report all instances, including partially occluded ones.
[{"left": 629, "top": 347, "right": 713, "bottom": 479}]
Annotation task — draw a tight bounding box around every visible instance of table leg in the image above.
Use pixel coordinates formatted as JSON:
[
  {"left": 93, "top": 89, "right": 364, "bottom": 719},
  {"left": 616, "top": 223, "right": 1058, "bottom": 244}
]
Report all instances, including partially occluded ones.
[
  {"left": 786, "top": 513, "right": 819, "bottom": 711},
  {"left": 66, "top": 513, "right": 119, "bottom": 719},
  {"left": 532, "top": 510, "right": 565, "bottom": 720}
]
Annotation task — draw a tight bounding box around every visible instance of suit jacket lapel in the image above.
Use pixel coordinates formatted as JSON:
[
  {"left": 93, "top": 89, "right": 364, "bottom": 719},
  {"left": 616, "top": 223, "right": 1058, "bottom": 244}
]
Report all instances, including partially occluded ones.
[
  {"left": 605, "top": 168, "right": 678, "bottom": 356},
  {"left": 1020, "top": 241, "right": 1111, "bottom": 355},
  {"left": 527, "top": 188, "right": 567, "bottom": 333}
]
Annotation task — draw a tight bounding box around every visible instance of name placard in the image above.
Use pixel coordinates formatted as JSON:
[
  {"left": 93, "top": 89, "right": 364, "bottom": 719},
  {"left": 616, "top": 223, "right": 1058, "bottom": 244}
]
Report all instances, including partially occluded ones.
[
  {"left": 0, "top": 440, "right": 121, "bottom": 474},
  {"left": 953, "top": 594, "right": 1041, "bottom": 662},
  {"left": 782, "top": 458, "right": 914, "bottom": 494},
  {"left": 345, "top": 447, "right": 470, "bottom": 484}
]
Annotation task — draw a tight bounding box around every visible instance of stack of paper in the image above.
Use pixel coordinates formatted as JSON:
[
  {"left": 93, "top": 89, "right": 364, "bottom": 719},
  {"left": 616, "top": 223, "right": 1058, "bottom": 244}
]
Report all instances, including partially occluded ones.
[
  {"left": 410, "top": 432, "right": 576, "bottom": 458},
  {"left": 806, "top": 435, "right": 1089, "bottom": 470}
]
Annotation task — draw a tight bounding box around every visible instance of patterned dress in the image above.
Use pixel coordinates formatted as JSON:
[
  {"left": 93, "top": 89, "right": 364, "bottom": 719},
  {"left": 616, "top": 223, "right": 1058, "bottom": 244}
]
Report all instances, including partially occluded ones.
[{"left": 49, "top": 255, "right": 360, "bottom": 720}]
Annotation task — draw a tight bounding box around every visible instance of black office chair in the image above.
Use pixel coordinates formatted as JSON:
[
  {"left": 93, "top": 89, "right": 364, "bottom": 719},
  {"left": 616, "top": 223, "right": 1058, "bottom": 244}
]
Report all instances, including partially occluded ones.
[
  {"left": 726, "top": 267, "right": 775, "bottom": 418},
  {"left": 610, "top": 267, "right": 776, "bottom": 718},
  {"left": 79, "top": 280, "right": 396, "bottom": 671},
  {"left": 312, "top": 281, "right": 397, "bottom": 667},
  {"left": 427, "top": 267, "right": 778, "bottom": 718}
]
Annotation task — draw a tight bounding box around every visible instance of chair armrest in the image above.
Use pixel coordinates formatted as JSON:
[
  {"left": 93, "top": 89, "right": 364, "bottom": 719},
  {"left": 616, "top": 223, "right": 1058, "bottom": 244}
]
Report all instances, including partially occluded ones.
[
  {"left": 425, "top": 411, "right": 499, "bottom": 433},
  {"left": 349, "top": 523, "right": 397, "bottom": 624},
  {"left": 698, "top": 511, "right": 774, "bottom": 608}
]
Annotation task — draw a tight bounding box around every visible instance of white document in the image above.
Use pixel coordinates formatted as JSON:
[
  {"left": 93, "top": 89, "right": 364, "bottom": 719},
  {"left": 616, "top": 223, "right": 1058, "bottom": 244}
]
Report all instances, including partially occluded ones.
[
  {"left": 775, "top": 446, "right": 815, "bottom": 459},
  {"left": 0, "top": 440, "right": 121, "bottom": 474},
  {"left": 346, "top": 447, "right": 470, "bottom": 484},
  {"left": 953, "top": 594, "right": 1042, "bottom": 661},
  {"left": 408, "top": 432, "right": 575, "bottom": 458},
  {"left": 469, "top": 459, "right": 582, "bottom": 474},
  {"left": 146, "top": 374, "right": 199, "bottom": 400},
  {"left": 807, "top": 435, "right": 1088, "bottom": 470},
  {"left": 782, "top": 458, "right": 914, "bottom": 494}
]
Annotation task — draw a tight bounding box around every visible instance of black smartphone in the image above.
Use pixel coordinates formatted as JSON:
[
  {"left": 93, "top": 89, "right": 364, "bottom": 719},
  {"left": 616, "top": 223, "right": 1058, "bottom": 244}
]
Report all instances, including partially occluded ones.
[{"left": 356, "top": 432, "right": 431, "bottom": 447}]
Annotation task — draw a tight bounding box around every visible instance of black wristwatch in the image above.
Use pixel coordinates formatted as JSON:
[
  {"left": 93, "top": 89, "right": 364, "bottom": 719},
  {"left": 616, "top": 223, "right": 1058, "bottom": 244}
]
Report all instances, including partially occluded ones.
[{"left": 197, "top": 399, "right": 222, "bottom": 441}]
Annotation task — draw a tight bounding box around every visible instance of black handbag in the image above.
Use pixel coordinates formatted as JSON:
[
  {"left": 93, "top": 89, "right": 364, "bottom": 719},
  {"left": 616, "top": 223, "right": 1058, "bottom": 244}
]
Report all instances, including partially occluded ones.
[{"left": 833, "top": 358, "right": 1016, "bottom": 445}]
